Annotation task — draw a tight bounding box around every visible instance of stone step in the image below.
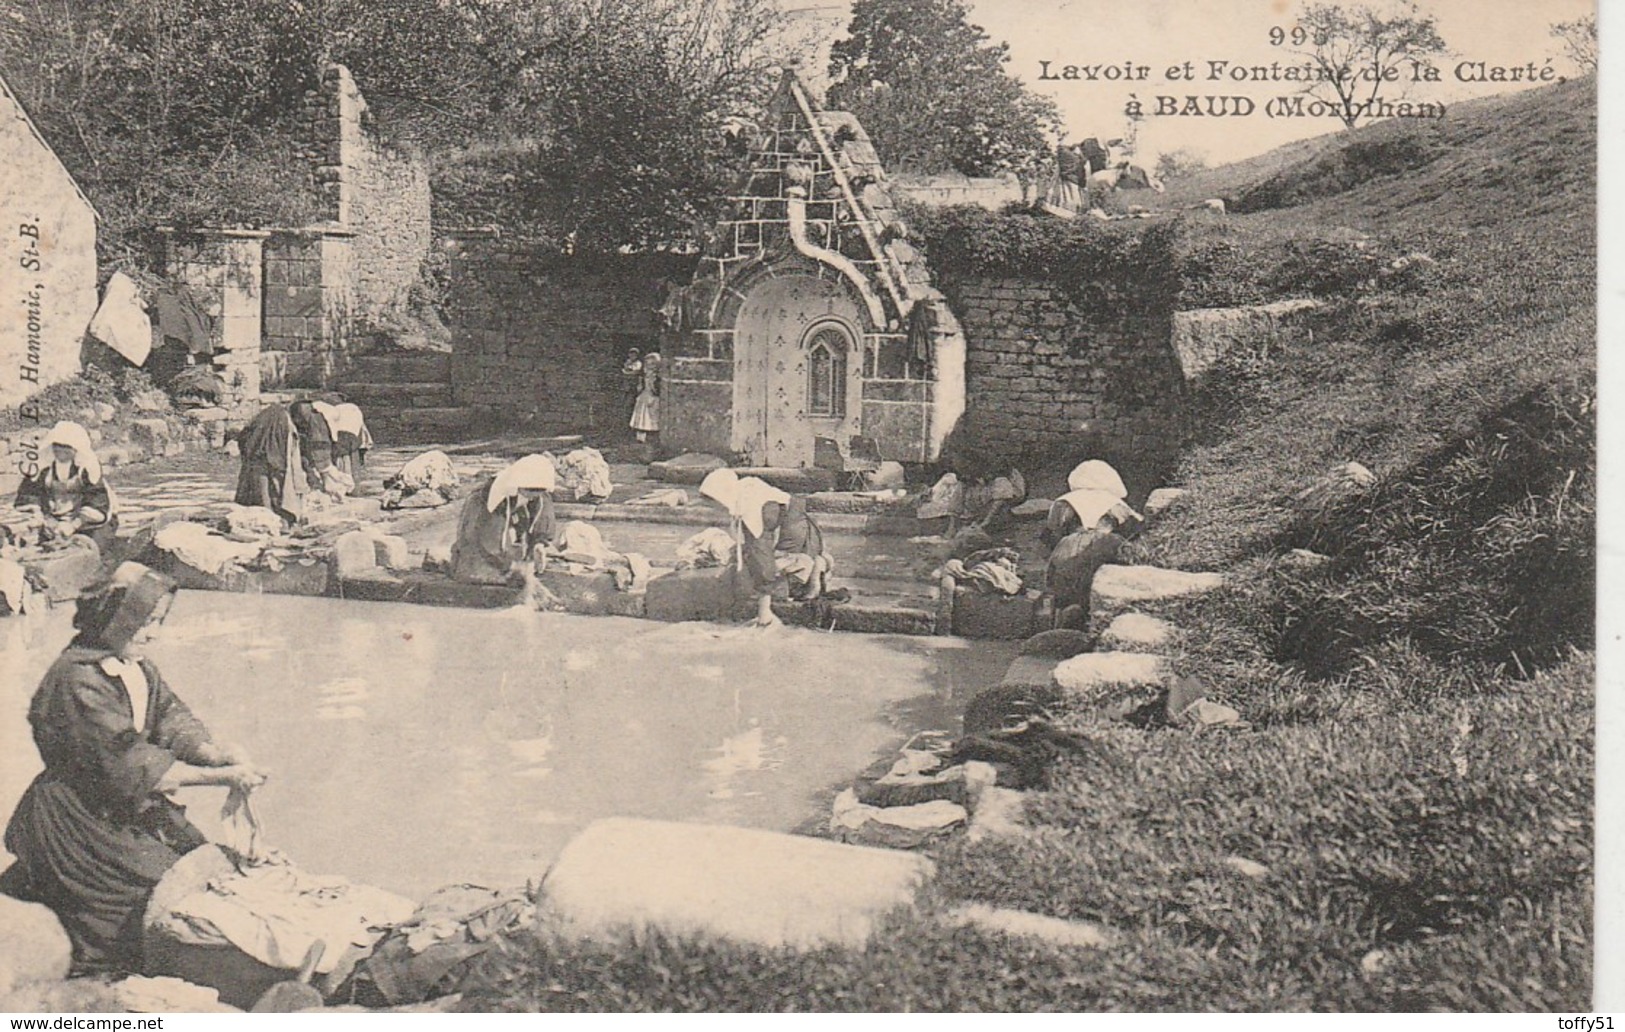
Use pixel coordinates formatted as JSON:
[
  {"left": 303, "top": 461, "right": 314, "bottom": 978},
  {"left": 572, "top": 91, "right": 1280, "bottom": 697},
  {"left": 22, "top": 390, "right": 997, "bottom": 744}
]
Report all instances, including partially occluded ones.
[
  {"left": 335, "top": 381, "right": 456, "bottom": 408},
  {"left": 1090, "top": 564, "right": 1226, "bottom": 614},
  {"left": 385, "top": 407, "right": 480, "bottom": 431},
  {"left": 775, "top": 584, "right": 939, "bottom": 636},
  {"left": 1053, "top": 651, "right": 1172, "bottom": 715},
  {"left": 338, "top": 352, "right": 451, "bottom": 383},
  {"left": 1098, "top": 612, "right": 1178, "bottom": 652}
]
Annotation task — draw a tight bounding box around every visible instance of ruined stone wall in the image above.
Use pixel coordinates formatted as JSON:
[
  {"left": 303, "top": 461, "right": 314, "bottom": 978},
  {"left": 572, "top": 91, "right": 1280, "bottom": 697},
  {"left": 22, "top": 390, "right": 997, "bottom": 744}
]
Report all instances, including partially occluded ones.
[
  {"left": 1170, "top": 299, "right": 1320, "bottom": 382},
  {"left": 938, "top": 275, "right": 1184, "bottom": 466},
  {"left": 261, "top": 228, "right": 353, "bottom": 389},
  {"left": 444, "top": 239, "right": 696, "bottom": 434},
  {"left": 342, "top": 105, "right": 431, "bottom": 324},
  {"left": 262, "top": 64, "right": 429, "bottom": 389}
]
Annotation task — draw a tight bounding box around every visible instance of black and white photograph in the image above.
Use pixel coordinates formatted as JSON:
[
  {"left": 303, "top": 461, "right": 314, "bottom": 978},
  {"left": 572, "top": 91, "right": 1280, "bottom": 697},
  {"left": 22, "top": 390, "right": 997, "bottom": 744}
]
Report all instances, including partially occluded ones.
[{"left": 0, "top": 0, "right": 1608, "bottom": 1016}]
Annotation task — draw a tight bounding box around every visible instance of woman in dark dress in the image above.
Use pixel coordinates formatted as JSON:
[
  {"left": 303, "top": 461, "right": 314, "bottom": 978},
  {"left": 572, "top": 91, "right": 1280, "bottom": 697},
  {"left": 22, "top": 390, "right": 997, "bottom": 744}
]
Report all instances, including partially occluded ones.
[
  {"left": 1, "top": 563, "right": 266, "bottom": 974},
  {"left": 287, "top": 400, "right": 335, "bottom": 491},
  {"left": 15, "top": 421, "right": 117, "bottom": 554},
  {"left": 699, "top": 468, "right": 834, "bottom": 628},
  {"left": 449, "top": 454, "right": 559, "bottom": 586},
  {"left": 233, "top": 403, "right": 303, "bottom": 524}
]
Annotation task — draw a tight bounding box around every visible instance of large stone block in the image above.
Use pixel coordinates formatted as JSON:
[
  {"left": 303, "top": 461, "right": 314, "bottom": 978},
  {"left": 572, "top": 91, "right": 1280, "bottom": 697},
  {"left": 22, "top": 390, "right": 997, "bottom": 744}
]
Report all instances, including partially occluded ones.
[
  {"left": 644, "top": 566, "right": 747, "bottom": 624},
  {"left": 951, "top": 588, "right": 1043, "bottom": 640},
  {"left": 23, "top": 542, "right": 104, "bottom": 602},
  {"left": 541, "top": 818, "right": 933, "bottom": 950},
  {"left": 331, "top": 530, "right": 379, "bottom": 579}
]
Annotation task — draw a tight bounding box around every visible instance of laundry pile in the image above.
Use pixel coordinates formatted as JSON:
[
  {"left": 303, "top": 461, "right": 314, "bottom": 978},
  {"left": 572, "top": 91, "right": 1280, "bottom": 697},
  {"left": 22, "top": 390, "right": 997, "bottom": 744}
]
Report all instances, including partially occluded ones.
[
  {"left": 674, "top": 527, "right": 736, "bottom": 570},
  {"left": 551, "top": 448, "right": 613, "bottom": 502},
  {"left": 381, "top": 451, "right": 460, "bottom": 510},
  {"left": 546, "top": 520, "right": 651, "bottom": 592},
  {"left": 339, "top": 885, "right": 535, "bottom": 1008},
  {"left": 942, "top": 547, "right": 1024, "bottom": 595},
  {"left": 137, "top": 788, "right": 541, "bottom": 1013},
  {"left": 628, "top": 488, "right": 689, "bottom": 508},
  {"left": 150, "top": 506, "right": 318, "bottom": 577},
  {"left": 829, "top": 731, "right": 998, "bottom": 850}
]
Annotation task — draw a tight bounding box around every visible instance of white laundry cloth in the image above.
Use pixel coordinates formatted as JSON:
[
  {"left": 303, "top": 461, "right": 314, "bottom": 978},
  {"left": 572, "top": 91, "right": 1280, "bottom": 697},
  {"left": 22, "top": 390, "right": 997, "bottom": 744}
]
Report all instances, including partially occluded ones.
[
  {"left": 153, "top": 851, "right": 415, "bottom": 975},
  {"left": 88, "top": 273, "right": 152, "bottom": 366}
]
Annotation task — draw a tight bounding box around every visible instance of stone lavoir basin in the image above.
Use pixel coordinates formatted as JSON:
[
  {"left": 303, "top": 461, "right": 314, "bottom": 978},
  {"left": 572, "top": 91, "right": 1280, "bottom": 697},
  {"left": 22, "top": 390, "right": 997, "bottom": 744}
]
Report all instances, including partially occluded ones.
[{"left": 0, "top": 591, "right": 1013, "bottom": 899}]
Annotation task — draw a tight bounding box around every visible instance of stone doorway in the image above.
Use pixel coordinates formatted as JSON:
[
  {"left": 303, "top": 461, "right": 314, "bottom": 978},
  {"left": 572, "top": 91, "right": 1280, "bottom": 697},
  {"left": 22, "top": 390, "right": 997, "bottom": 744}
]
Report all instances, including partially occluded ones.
[{"left": 732, "top": 274, "right": 864, "bottom": 466}]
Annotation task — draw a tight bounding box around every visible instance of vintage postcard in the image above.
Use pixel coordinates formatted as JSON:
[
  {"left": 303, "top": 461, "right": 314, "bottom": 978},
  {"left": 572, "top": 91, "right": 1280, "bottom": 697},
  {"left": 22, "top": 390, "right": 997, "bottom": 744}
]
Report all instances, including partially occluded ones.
[{"left": 0, "top": 0, "right": 1604, "bottom": 1017}]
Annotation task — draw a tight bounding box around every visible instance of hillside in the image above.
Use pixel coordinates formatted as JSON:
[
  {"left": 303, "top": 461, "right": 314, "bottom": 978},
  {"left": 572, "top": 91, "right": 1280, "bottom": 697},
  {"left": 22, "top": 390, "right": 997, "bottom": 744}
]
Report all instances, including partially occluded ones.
[{"left": 1148, "top": 76, "right": 1594, "bottom": 677}]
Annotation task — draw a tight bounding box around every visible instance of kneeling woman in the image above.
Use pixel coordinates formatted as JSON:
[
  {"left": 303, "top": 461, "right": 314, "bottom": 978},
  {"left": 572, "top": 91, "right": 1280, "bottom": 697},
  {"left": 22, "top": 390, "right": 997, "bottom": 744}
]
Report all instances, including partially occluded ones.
[
  {"left": 15, "top": 421, "right": 117, "bottom": 554},
  {"left": 1042, "top": 459, "right": 1140, "bottom": 548},
  {"left": 1, "top": 563, "right": 267, "bottom": 974},
  {"left": 450, "top": 454, "right": 558, "bottom": 585},
  {"left": 700, "top": 469, "right": 833, "bottom": 628}
]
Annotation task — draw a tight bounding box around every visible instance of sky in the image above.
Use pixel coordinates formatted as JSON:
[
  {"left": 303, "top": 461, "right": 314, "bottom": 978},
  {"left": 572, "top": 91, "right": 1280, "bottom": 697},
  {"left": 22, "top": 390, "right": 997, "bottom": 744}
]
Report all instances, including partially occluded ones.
[{"left": 782, "top": 0, "right": 1596, "bottom": 166}]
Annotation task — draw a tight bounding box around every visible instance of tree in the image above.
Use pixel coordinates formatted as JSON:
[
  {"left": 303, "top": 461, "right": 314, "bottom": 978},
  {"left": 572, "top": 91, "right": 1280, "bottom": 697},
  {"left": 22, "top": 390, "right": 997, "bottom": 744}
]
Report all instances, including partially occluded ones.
[
  {"left": 1550, "top": 14, "right": 1597, "bottom": 73},
  {"left": 826, "top": 0, "right": 1059, "bottom": 180},
  {"left": 480, "top": 0, "right": 790, "bottom": 250},
  {"left": 1290, "top": 1, "right": 1448, "bottom": 129},
  {"left": 1154, "top": 148, "right": 1210, "bottom": 183},
  {"left": 0, "top": 0, "right": 791, "bottom": 252}
]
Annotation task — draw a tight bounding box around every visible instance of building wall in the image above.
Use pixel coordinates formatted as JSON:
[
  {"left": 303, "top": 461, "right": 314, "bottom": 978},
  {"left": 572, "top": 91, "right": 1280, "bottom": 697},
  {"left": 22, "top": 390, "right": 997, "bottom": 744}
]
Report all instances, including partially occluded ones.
[
  {"left": 937, "top": 274, "right": 1185, "bottom": 467},
  {"left": 0, "top": 80, "right": 95, "bottom": 411},
  {"left": 444, "top": 240, "right": 694, "bottom": 434}
]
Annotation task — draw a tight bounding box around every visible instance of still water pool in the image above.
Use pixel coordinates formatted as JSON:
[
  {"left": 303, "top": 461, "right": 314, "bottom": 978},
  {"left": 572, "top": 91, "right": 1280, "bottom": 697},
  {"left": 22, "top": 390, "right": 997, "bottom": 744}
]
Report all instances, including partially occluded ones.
[{"left": 0, "top": 591, "right": 1011, "bottom": 899}]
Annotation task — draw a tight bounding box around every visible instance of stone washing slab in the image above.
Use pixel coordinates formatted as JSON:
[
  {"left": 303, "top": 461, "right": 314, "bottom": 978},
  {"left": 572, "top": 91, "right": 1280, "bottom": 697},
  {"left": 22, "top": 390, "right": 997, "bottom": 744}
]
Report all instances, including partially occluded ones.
[{"left": 541, "top": 817, "right": 934, "bottom": 950}]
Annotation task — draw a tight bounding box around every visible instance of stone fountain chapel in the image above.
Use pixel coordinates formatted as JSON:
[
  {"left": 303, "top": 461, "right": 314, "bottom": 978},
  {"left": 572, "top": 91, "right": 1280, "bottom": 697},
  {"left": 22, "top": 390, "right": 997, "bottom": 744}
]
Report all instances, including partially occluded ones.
[{"left": 661, "top": 71, "right": 967, "bottom": 468}]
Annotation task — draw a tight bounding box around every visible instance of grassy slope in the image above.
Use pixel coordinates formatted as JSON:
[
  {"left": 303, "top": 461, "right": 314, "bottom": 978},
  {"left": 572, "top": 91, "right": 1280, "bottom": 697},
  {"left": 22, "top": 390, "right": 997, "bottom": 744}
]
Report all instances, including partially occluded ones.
[{"left": 460, "top": 81, "right": 1596, "bottom": 1012}]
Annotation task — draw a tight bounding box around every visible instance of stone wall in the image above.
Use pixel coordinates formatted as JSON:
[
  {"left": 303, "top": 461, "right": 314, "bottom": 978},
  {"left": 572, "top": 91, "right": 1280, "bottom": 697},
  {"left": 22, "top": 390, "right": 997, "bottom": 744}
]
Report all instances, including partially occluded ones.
[
  {"left": 444, "top": 238, "right": 695, "bottom": 434},
  {"left": 937, "top": 275, "right": 1184, "bottom": 467},
  {"left": 889, "top": 173, "right": 1025, "bottom": 211},
  {"left": 160, "top": 229, "right": 268, "bottom": 425},
  {"left": 261, "top": 228, "right": 353, "bottom": 389}
]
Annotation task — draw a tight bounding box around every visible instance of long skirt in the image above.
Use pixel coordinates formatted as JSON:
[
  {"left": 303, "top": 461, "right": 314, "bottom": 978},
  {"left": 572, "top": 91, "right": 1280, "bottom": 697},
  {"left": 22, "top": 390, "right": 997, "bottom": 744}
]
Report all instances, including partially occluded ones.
[
  {"left": 235, "top": 461, "right": 298, "bottom": 524},
  {"left": 3, "top": 776, "right": 206, "bottom": 973},
  {"left": 630, "top": 391, "right": 660, "bottom": 433}
]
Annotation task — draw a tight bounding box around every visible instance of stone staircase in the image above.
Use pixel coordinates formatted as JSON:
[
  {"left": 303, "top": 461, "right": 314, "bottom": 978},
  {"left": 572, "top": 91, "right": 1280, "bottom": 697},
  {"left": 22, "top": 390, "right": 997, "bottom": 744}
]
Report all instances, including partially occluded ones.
[{"left": 334, "top": 351, "right": 478, "bottom": 440}]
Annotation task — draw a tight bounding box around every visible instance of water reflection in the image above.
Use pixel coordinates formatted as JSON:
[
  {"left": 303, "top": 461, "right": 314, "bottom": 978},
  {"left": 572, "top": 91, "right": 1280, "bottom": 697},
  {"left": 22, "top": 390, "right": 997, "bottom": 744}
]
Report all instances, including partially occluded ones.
[{"left": 1, "top": 591, "right": 1014, "bottom": 899}]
